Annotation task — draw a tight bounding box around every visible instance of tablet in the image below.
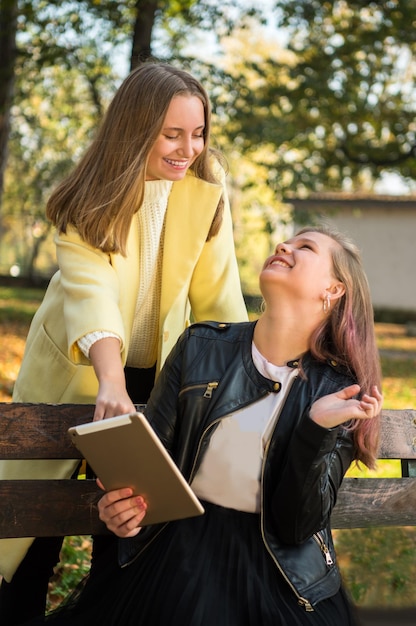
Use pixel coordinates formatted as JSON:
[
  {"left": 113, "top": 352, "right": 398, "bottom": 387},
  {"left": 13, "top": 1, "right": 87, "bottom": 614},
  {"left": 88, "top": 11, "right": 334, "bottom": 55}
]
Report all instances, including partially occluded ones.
[{"left": 68, "top": 412, "right": 204, "bottom": 526}]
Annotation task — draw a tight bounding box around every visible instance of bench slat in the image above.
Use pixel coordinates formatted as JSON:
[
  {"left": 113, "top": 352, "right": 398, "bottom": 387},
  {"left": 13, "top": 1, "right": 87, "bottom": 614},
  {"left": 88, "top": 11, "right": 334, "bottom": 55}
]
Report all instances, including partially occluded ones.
[
  {"left": 0, "top": 480, "right": 108, "bottom": 537},
  {"left": 379, "top": 409, "right": 416, "bottom": 459},
  {"left": 0, "top": 405, "right": 415, "bottom": 459},
  {"left": 332, "top": 476, "right": 416, "bottom": 528},
  {"left": 0, "top": 403, "right": 146, "bottom": 459},
  {"left": 1, "top": 477, "right": 416, "bottom": 536},
  {"left": 0, "top": 403, "right": 95, "bottom": 459},
  {"left": 1, "top": 404, "right": 416, "bottom": 537}
]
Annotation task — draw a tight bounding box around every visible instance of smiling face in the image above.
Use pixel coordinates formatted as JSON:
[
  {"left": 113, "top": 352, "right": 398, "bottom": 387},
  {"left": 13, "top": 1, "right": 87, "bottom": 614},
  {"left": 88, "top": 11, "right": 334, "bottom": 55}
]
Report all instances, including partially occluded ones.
[
  {"left": 145, "top": 94, "right": 205, "bottom": 181},
  {"left": 260, "top": 231, "right": 345, "bottom": 308}
]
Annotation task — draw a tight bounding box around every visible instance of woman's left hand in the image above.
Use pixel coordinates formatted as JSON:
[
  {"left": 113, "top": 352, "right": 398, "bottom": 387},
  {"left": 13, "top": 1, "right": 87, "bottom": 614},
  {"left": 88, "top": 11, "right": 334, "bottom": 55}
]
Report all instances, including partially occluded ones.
[
  {"left": 97, "top": 479, "right": 148, "bottom": 537},
  {"left": 309, "top": 384, "right": 383, "bottom": 429}
]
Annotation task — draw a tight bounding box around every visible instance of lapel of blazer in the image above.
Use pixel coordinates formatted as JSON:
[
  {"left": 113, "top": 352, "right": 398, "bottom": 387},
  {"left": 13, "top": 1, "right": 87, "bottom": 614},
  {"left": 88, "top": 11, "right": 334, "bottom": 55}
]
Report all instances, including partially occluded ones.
[
  {"left": 160, "top": 174, "right": 222, "bottom": 323},
  {"left": 110, "top": 215, "right": 141, "bottom": 348},
  {"left": 110, "top": 174, "right": 222, "bottom": 353}
]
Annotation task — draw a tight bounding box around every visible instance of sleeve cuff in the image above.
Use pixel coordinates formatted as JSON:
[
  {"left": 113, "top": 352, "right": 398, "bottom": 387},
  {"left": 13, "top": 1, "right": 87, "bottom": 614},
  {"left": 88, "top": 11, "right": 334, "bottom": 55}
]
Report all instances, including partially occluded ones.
[{"left": 77, "top": 331, "right": 121, "bottom": 358}]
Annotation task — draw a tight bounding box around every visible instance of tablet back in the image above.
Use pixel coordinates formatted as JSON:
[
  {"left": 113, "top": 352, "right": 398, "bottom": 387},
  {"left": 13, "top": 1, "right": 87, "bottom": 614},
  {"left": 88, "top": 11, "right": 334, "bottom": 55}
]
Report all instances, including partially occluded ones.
[{"left": 68, "top": 412, "right": 204, "bottom": 525}]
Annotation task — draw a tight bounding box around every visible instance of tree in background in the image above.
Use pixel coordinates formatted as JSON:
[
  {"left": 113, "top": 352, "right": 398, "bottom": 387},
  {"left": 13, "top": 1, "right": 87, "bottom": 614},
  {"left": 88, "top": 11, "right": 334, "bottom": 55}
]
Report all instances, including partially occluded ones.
[
  {"left": 0, "top": 0, "right": 124, "bottom": 276},
  {"left": 0, "top": 0, "right": 263, "bottom": 202},
  {"left": 0, "top": 0, "right": 18, "bottom": 208},
  {"left": 0, "top": 0, "right": 267, "bottom": 279},
  {"left": 1, "top": 0, "right": 416, "bottom": 281},
  {"left": 216, "top": 0, "right": 416, "bottom": 194}
]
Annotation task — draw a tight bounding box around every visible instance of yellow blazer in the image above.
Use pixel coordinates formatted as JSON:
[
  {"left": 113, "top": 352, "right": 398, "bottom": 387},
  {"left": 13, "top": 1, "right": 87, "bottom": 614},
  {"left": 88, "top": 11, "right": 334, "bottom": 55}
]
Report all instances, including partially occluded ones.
[{"left": 0, "top": 170, "right": 248, "bottom": 580}]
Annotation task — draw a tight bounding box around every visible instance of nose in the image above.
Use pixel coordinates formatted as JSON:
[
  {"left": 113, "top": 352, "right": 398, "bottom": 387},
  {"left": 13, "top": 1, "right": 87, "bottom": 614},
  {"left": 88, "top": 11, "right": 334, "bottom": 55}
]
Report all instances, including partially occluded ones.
[
  {"left": 275, "top": 242, "right": 291, "bottom": 255},
  {"left": 177, "top": 135, "right": 194, "bottom": 157}
]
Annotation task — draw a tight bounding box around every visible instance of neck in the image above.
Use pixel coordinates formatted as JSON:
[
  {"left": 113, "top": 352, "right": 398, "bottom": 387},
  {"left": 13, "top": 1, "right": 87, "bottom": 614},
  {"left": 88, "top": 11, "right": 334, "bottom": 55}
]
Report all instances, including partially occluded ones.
[{"left": 253, "top": 309, "right": 319, "bottom": 366}]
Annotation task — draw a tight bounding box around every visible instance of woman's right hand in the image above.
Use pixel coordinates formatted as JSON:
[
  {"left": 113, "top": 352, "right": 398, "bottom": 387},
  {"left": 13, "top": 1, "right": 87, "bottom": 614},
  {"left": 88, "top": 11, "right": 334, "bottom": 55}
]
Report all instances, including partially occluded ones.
[
  {"left": 97, "top": 483, "right": 148, "bottom": 537},
  {"left": 94, "top": 378, "right": 136, "bottom": 420},
  {"left": 89, "top": 337, "right": 136, "bottom": 420},
  {"left": 310, "top": 384, "right": 383, "bottom": 429}
]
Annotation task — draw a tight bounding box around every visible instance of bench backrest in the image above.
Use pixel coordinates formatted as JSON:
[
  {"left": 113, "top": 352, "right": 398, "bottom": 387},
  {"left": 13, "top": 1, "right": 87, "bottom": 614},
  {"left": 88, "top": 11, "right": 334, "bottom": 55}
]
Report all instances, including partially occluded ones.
[
  {"left": 334, "top": 407, "right": 416, "bottom": 528},
  {"left": 0, "top": 403, "right": 415, "bottom": 537}
]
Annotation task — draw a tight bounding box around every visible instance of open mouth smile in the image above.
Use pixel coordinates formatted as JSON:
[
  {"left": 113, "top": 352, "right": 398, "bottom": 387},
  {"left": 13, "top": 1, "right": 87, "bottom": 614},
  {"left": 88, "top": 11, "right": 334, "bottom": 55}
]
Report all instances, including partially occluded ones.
[
  {"left": 165, "top": 158, "right": 189, "bottom": 168},
  {"left": 270, "top": 258, "right": 291, "bottom": 268}
]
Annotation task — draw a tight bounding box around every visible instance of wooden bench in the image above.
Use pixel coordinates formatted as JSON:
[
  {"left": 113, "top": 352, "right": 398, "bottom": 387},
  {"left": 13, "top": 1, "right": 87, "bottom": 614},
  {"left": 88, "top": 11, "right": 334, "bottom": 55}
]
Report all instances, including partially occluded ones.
[{"left": 0, "top": 403, "right": 416, "bottom": 538}]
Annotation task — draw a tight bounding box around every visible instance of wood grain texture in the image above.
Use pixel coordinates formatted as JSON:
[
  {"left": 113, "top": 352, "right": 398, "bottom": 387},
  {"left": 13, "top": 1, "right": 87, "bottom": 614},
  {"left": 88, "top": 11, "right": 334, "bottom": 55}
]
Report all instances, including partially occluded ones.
[
  {"left": 0, "top": 403, "right": 415, "bottom": 537},
  {"left": 0, "top": 480, "right": 107, "bottom": 537}
]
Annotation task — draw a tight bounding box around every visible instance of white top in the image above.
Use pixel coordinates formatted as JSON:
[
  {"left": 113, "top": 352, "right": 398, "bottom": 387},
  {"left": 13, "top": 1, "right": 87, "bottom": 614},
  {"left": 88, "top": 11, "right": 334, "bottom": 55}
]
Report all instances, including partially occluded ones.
[
  {"left": 190, "top": 343, "right": 298, "bottom": 513},
  {"left": 77, "top": 180, "right": 173, "bottom": 368}
]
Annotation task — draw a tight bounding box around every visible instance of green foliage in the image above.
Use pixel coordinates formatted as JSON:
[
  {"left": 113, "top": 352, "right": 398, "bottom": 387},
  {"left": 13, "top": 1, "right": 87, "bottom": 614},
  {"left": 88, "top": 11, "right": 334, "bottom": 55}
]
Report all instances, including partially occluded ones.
[
  {"left": 335, "top": 527, "right": 416, "bottom": 607},
  {"left": 1, "top": 1, "right": 121, "bottom": 276},
  {"left": 0, "top": 285, "right": 44, "bottom": 323},
  {"left": 215, "top": 1, "right": 416, "bottom": 193},
  {"left": 47, "top": 536, "right": 92, "bottom": 612},
  {"left": 3, "top": 1, "right": 416, "bottom": 279}
]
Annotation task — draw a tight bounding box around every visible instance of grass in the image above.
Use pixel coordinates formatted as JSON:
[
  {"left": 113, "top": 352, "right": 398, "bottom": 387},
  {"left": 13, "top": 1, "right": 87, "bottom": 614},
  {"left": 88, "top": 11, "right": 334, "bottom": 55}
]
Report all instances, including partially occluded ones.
[
  {"left": 1, "top": 285, "right": 416, "bottom": 609},
  {"left": 0, "top": 287, "right": 45, "bottom": 400}
]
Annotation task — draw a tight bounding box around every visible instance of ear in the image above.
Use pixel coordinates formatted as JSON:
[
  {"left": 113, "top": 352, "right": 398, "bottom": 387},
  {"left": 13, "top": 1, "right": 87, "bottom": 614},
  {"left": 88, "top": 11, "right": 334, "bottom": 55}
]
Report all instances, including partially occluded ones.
[{"left": 326, "top": 282, "right": 345, "bottom": 304}]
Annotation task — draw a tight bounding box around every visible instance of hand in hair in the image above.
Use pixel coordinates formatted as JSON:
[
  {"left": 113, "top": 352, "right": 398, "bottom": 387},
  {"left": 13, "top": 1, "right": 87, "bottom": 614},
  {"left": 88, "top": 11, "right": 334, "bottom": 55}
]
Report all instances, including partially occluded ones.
[{"left": 309, "top": 384, "right": 383, "bottom": 430}]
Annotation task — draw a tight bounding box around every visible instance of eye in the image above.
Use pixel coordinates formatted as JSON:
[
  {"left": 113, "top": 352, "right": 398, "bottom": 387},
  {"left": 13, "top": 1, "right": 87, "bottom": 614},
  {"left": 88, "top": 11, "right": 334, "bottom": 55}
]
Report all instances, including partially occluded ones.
[
  {"left": 300, "top": 244, "right": 313, "bottom": 250},
  {"left": 164, "top": 134, "right": 179, "bottom": 140}
]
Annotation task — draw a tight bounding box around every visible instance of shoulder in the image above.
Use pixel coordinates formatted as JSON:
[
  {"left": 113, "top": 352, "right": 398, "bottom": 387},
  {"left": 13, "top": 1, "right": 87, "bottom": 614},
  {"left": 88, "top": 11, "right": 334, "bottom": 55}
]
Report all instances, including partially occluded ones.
[
  {"left": 303, "top": 353, "right": 357, "bottom": 393},
  {"left": 174, "top": 321, "right": 254, "bottom": 353},
  {"left": 164, "top": 321, "right": 255, "bottom": 381},
  {"left": 55, "top": 226, "right": 110, "bottom": 262},
  {"left": 187, "top": 320, "right": 254, "bottom": 339}
]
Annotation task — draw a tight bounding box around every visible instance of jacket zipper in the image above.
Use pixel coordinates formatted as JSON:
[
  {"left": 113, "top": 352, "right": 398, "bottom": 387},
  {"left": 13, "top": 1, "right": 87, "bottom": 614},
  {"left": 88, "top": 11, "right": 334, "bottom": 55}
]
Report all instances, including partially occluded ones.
[
  {"left": 260, "top": 450, "right": 314, "bottom": 611},
  {"left": 187, "top": 386, "right": 270, "bottom": 482},
  {"left": 179, "top": 381, "right": 219, "bottom": 398},
  {"left": 313, "top": 531, "right": 334, "bottom": 566},
  {"left": 188, "top": 418, "right": 222, "bottom": 482},
  {"left": 122, "top": 385, "right": 221, "bottom": 567},
  {"left": 259, "top": 376, "right": 315, "bottom": 612},
  {"left": 123, "top": 383, "right": 263, "bottom": 567},
  {"left": 203, "top": 382, "right": 219, "bottom": 398}
]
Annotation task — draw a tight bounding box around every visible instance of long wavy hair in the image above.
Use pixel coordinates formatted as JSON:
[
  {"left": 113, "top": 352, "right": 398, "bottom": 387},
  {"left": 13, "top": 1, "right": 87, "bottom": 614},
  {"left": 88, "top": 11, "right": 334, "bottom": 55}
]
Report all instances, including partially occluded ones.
[
  {"left": 298, "top": 224, "right": 382, "bottom": 469},
  {"left": 46, "top": 62, "right": 225, "bottom": 254}
]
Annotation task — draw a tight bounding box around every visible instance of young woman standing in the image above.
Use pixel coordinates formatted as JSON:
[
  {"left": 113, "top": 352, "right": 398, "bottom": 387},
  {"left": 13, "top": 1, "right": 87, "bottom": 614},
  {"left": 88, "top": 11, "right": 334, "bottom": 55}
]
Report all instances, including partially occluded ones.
[{"left": 0, "top": 61, "right": 247, "bottom": 625}]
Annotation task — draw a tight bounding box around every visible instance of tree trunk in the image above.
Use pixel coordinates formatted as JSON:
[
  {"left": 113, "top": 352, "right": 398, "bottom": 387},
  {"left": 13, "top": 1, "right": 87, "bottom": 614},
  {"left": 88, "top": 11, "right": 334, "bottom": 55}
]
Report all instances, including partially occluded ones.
[
  {"left": 0, "top": 0, "right": 18, "bottom": 211},
  {"left": 130, "top": 0, "right": 159, "bottom": 70}
]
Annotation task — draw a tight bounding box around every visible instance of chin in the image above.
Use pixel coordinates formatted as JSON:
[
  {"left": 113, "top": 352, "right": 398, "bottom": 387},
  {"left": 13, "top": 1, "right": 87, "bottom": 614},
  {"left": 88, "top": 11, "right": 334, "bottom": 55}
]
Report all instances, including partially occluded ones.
[{"left": 156, "top": 169, "right": 188, "bottom": 182}]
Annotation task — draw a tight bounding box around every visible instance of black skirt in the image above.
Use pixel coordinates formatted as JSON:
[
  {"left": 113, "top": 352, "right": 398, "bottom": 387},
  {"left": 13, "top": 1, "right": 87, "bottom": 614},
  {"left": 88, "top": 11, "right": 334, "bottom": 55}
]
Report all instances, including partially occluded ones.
[
  {"left": 35, "top": 501, "right": 359, "bottom": 626},
  {"left": 124, "top": 365, "right": 156, "bottom": 405}
]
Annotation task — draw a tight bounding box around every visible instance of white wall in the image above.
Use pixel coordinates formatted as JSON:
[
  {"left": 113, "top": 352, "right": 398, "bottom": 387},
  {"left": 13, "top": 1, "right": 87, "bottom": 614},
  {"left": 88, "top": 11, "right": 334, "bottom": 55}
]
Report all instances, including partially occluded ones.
[{"left": 315, "top": 206, "right": 416, "bottom": 312}]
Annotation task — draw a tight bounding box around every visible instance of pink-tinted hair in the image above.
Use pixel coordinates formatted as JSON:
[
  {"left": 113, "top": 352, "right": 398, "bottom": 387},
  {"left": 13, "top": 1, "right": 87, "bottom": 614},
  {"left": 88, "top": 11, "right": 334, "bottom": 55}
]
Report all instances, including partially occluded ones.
[{"left": 297, "top": 224, "right": 382, "bottom": 469}]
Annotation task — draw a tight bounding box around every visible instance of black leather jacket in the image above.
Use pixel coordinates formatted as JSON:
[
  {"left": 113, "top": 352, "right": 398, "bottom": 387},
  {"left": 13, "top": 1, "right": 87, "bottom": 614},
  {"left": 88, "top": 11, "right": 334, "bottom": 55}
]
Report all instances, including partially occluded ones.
[{"left": 119, "top": 321, "right": 356, "bottom": 610}]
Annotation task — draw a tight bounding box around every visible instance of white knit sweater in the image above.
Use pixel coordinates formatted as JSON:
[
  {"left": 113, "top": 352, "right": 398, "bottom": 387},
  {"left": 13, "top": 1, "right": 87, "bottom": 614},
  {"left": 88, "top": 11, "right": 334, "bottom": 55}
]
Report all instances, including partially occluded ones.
[{"left": 77, "top": 179, "right": 173, "bottom": 368}]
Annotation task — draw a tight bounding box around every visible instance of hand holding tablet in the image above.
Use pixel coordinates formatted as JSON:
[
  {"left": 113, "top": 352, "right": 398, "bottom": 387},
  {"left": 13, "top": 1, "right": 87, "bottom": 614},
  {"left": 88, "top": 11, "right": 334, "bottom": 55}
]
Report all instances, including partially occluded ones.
[{"left": 68, "top": 412, "right": 204, "bottom": 526}]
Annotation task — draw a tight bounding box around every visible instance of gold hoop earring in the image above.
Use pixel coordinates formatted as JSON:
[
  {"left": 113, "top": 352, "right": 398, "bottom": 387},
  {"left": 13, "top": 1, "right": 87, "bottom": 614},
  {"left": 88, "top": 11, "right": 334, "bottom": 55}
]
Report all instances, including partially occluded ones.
[{"left": 323, "top": 294, "right": 331, "bottom": 314}]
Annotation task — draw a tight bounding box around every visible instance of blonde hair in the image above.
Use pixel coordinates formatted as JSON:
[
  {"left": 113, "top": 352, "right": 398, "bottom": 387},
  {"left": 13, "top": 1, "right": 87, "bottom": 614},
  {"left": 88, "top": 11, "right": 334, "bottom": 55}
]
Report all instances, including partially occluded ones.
[
  {"left": 297, "top": 224, "right": 382, "bottom": 469},
  {"left": 46, "top": 62, "right": 225, "bottom": 254}
]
